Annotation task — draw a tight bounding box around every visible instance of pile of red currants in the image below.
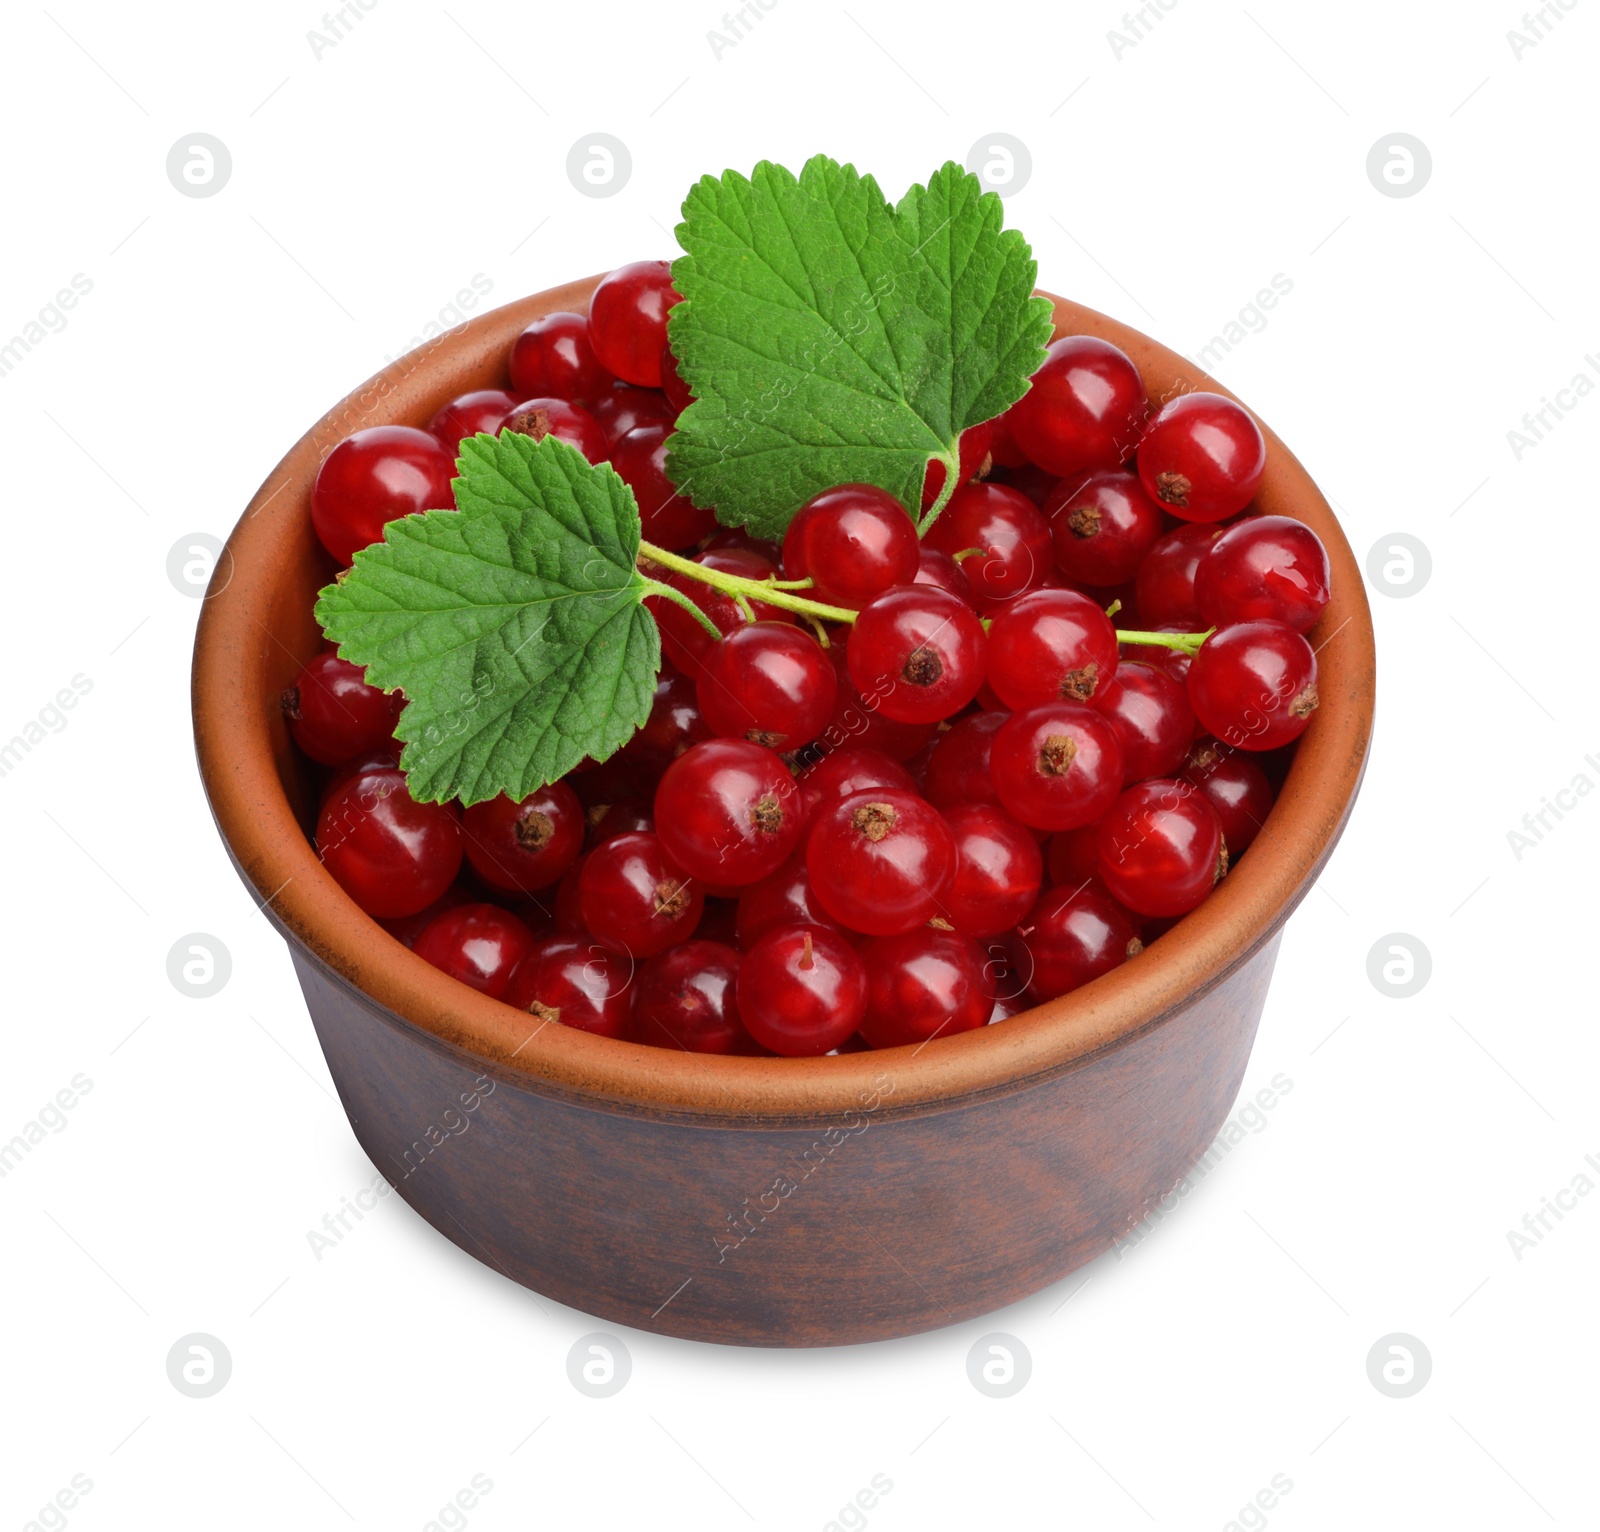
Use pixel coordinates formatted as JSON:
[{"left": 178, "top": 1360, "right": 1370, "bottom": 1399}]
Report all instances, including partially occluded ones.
[{"left": 288, "top": 261, "right": 1333, "bottom": 1057}]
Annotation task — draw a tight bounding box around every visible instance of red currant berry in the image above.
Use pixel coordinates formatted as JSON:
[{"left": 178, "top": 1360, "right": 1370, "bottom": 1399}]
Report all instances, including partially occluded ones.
[
  {"left": 631, "top": 940, "right": 760, "bottom": 1054},
  {"left": 1188, "top": 621, "right": 1319, "bottom": 750},
  {"left": 817, "top": 640, "right": 937, "bottom": 761},
  {"left": 587, "top": 261, "right": 681, "bottom": 387},
  {"left": 611, "top": 423, "right": 715, "bottom": 548},
  {"left": 847, "top": 586, "right": 987, "bottom": 725},
  {"left": 912, "top": 544, "right": 973, "bottom": 602},
  {"left": 1009, "top": 336, "right": 1147, "bottom": 478},
  {"left": 311, "top": 426, "right": 454, "bottom": 565},
  {"left": 1181, "top": 738, "right": 1274, "bottom": 856},
  {"left": 858, "top": 929, "right": 994, "bottom": 1049},
  {"left": 1045, "top": 822, "right": 1101, "bottom": 885},
  {"left": 988, "top": 401, "right": 1031, "bottom": 468},
  {"left": 782, "top": 484, "right": 919, "bottom": 609},
  {"left": 941, "top": 803, "right": 1043, "bottom": 938},
  {"left": 413, "top": 903, "right": 536, "bottom": 999},
  {"left": 990, "top": 703, "right": 1125, "bottom": 831},
  {"left": 644, "top": 549, "right": 791, "bottom": 680},
  {"left": 736, "top": 924, "right": 866, "bottom": 1056},
  {"left": 578, "top": 831, "right": 702, "bottom": 958},
  {"left": 1119, "top": 624, "right": 1200, "bottom": 686},
  {"left": 696, "top": 623, "right": 837, "bottom": 750},
  {"left": 281, "top": 652, "right": 402, "bottom": 766},
  {"left": 620, "top": 670, "right": 712, "bottom": 772},
  {"left": 1138, "top": 392, "right": 1266, "bottom": 522},
  {"left": 588, "top": 384, "right": 676, "bottom": 447},
  {"left": 807, "top": 788, "right": 957, "bottom": 936},
  {"left": 1096, "top": 779, "right": 1226, "bottom": 916},
  {"left": 654, "top": 738, "right": 802, "bottom": 886},
  {"left": 427, "top": 389, "right": 520, "bottom": 454},
  {"left": 509, "top": 311, "right": 613, "bottom": 404},
  {"left": 659, "top": 345, "right": 694, "bottom": 413},
  {"left": 794, "top": 745, "right": 915, "bottom": 833},
  {"left": 462, "top": 782, "right": 584, "bottom": 893},
  {"left": 1134, "top": 523, "right": 1226, "bottom": 628},
  {"left": 735, "top": 849, "right": 851, "bottom": 947},
  {"left": 317, "top": 768, "right": 462, "bottom": 917},
  {"left": 1046, "top": 469, "right": 1163, "bottom": 587},
  {"left": 920, "top": 422, "right": 994, "bottom": 512},
  {"left": 1010, "top": 879, "right": 1143, "bottom": 1001},
  {"left": 500, "top": 397, "right": 609, "bottom": 465},
  {"left": 1096, "top": 661, "right": 1195, "bottom": 782},
  {"left": 922, "top": 711, "right": 1006, "bottom": 810},
  {"left": 985, "top": 588, "right": 1120, "bottom": 711},
  {"left": 924, "top": 483, "right": 1052, "bottom": 604},
  {"left": 503, "top": 934, "right": 632, "bottom": 1037},
  {"left": 1195, "top": 515, "right": 1331, "bottom": 633}
]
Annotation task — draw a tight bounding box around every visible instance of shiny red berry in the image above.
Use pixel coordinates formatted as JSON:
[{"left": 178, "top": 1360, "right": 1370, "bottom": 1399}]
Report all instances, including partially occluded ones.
[
  {"left": 620, "top": 670, "right": 713, "bottom": 772},
  {"left": 587, "top": 261, "right": 681, "bottom": 387},
  {"left": 793, "top": 745, "right": 915, "bottom": 833},
  {"left": 462, "top": 782, "right": 584, "bottom": 893},
  {"left": 578, "top": 831, "right": 702, "bottom": 958},
  {"left": 1188, "top": 621, "right": 1319, "bottom": 750},
  {"left": 1009, "top": 336, "right": 1146, "bottom": 478},
  {"left": 1134, "top": 523, "right": 1226, "bottom": 628},
  {"left": 510, "top": 311, "right": 613, "bottom": 403},
  {"left": 985, "top": 588, "right": 1120, "bottom": 711},
  {"left": 1138, "top": 392, "right": 1266, "bottom": 522},
  {"left": 1046, "top": 469, "right": 1164, "bottom": 587},
  {"left": 847, "top": 586, "right": 987, "bottom": 725},
  {"left": 659, "top": 345, "right": 694, "bottom": 413},
  {"left": 500, "top": 397, "right": 609, "bottom": 464},
  {"left": 807, "top": 788, "right": 957, "bottom": 936},
  {"left": 858, "top": 929, "right": 994, "bottom": 1049},
  {"left": 1195, "top": 515, "right": 1331, "bottom": 633},
  {"left": 654, "top": 738, "right": 803, "bottom": 886},
  {"left": 644, "top": 549, "right": 791, "bottom": 680},
  {"left": 427, "top": 389, "right": 519, "bottom": 454},
  {"left": 990, "top": 703, "right": 1125, "bottom": 831},
  {"left": 588, "top": 384, "right": 677, "bottom": 447},
  {"left": 611, "top": 423, "right": 715, "bottom": 548},
  {"left": 1096, "top": 661, "right": 1195, "bottom": 782},
  {"left": 940, "top": 803, "right": 1043, "bottom": 938},
  {"left": 818, "top": 639, "right": 937, "bottom": 761},
  {"left": 631, "top": 940, "right": 760, "bottom": 1054},
  {"left": 413, "top": 903, "right": 536, "bottom": 999},
  {"left": 925, "top": 482, "right": 1052, "bottom": 604},
  {"left": 316, "top": 768, "right": 462, "bottom": 917},
  {"left": 1181, "top": 738, "right": 1275, "bottom": 856},
  {"left": 922, "top": 711, "right": 1006, "bottom": 810},
  {"left": 1095, "top": 779, "right": 1226, "bottom": 917},
  {"left": 311, "top": 426, "right": 454, "bottom": 565},
  {"left": 782, "top": 484, "right": 919, "bottom": 609},
  {"left": 1010, "top": 879, "right": 1143, "bottom": 1001},
  {"left": 735, "top": 849, "right": 851, "bottom": 947},
  {"left": 282, "top": 652, "right": 402, "bottom": 765},
  {"left": 503, "top": 934, "right": 632, "bottom": 1037},
  {"left": 736, "top": 924, "right": 866, "bottom": 1056},
  {"left": 696, "top": 623, "right": 837, "bottom": 750},
  {"left": 920, "top": 422, "right": 994, "bottom": 512}
]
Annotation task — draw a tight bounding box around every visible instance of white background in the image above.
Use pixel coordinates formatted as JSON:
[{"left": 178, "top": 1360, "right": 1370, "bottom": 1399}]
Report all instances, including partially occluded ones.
[{"left": 3, "top": 1, "right": 1597, "bottom": 1527}]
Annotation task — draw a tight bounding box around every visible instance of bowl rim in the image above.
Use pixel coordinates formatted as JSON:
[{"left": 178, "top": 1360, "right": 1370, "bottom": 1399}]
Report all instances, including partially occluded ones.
[{"left": 192, "top": 275, "right": 1374, "bottom": 1125}]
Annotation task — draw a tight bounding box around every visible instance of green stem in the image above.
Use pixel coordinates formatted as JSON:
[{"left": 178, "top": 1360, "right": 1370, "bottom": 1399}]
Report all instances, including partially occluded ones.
[
  {"left": 639, "top": 578, "right": 722, "bottom": 639},
  {"left": 1115, "top": 626, "right": 1215, "bottom": 656},
  {"left": 915, "top": 447, "right": 962, "bottom": 537},
  {"left": 638, "top": 541, "right": 858, "bottom": 625}
]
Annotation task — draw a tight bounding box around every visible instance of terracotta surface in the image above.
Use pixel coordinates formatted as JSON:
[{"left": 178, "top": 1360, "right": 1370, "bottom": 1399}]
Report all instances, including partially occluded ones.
[{"left": 192, "top": 277, "right": 1374, "bottom": 1345}]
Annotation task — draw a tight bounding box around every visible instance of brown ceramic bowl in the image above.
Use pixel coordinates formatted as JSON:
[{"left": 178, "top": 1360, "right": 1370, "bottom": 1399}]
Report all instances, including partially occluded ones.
[{"left": 192, "top": 276, "right": 1373, "bottom": 1347}]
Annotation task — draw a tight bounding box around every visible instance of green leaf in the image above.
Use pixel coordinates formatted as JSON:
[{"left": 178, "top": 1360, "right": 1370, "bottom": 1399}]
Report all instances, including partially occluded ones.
[
  {"left": 665, "top": 155, "right": 1054, "bottom": 539},
  {"left": 315, "top": 432, "right": 659, "bottom": 806}
]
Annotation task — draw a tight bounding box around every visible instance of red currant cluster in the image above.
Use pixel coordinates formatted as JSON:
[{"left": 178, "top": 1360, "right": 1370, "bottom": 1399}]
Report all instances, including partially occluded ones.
[{"left": 290, "top": 267, "right": 1333, "bottom": 1058}]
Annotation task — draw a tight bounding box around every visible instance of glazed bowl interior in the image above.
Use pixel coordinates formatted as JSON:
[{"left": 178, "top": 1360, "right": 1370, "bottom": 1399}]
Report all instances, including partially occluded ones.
[{"left": 193, "top": 278, "right": 1374, "bottom": 1124}]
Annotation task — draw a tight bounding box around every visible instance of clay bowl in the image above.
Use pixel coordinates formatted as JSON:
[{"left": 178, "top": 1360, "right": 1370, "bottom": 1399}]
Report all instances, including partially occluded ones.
[{"left": 192, "top": 276, "right": 1374, "bottom": 1347}]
